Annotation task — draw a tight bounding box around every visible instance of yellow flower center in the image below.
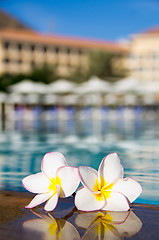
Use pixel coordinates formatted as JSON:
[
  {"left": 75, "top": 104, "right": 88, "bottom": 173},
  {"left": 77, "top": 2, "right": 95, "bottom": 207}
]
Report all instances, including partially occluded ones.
[
  {"left": 48, "top": 219, "right": 62, "bottom": 238},
  {"left": 101, "top": 213, "right": 113, "bottom": 225},
  {"left": 48, "top": 221, "right": 59, "bottom": 235},
  {"left": 93, "top": 177, "right": 114, "bottom": 201},
  {"left": 48, "top": 176, "right": 61, "bottom": 195},
  {"left": 95, "top": 213, "right": 114, "bottom": 235}
]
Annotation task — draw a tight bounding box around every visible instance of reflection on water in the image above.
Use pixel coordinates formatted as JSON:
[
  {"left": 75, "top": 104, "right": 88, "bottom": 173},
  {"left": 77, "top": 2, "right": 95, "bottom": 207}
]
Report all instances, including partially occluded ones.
[
  {"left": 23, "top": 207, "right": 142, "bottom": 240},
  {"left": 0, "top": 107, "right": 159, "bottom": 204},
  {"left": 23, "top": 208, "right": 80, "bottom": 240},
  {"left": 75, "top": 210, "right": 142, "bottom": 240}
]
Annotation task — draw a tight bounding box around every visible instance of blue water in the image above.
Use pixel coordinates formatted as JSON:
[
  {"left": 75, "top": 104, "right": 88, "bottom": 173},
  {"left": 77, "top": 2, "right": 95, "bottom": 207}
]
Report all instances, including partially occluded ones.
[{"left": 0, "top": 107, "right": 159, "bottom": 205}]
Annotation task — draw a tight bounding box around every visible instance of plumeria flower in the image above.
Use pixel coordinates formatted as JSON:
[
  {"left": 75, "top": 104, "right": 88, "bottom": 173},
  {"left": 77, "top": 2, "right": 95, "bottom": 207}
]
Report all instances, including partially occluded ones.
[
  {"left": 75, "top": 210, "right": 142, "bottom": 240},
  {"left": 23, "top": 209, "right": 80, "bottom": 240},
  {"left": 75, "top": 152, "right": 142, "bottom": 211},
  {"left": 22, "top": 152, "right": 80, "bottom": 211}
]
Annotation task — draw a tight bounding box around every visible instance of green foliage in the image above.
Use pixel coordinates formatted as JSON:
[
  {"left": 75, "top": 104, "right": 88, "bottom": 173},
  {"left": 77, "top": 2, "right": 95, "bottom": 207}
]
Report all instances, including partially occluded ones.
[
  {"left": 28, "top": 64, "right": 57, "bottom": 84},
  {"left": 68, "top": 68, "right": 89, "bottom": 83},
  {"left": 0, "top": 73, "right": 29, "bottom": 92},
  {"left": 0, "top": 52, "right": 127, "bottom": 92},
  {"left": 0, "top": 64, "right": 58, "bottom": 92},
  {"left": 87, "top": 50, "right": 127, "bottom": 81}
]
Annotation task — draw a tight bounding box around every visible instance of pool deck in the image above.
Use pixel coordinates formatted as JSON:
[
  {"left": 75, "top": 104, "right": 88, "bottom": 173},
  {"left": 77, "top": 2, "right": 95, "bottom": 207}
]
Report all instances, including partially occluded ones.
[{"left": 0, "top": 190, "right": 159, "bottom": 240}]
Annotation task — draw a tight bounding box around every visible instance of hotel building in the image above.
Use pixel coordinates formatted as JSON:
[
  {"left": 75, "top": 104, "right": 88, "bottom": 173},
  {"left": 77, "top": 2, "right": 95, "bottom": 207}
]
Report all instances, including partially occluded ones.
[
  {"left": 128, "top": 27, "right": 159, "bottom": 82},
  {"left": 0, "top": 28, "right": 126, "bottom": 77}
]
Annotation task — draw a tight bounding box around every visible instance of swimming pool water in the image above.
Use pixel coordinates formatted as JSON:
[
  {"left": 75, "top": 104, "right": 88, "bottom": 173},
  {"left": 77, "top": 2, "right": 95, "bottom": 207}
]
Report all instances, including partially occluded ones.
[{"left": 0, "top": 108, "right": 159, "bottom": 205}]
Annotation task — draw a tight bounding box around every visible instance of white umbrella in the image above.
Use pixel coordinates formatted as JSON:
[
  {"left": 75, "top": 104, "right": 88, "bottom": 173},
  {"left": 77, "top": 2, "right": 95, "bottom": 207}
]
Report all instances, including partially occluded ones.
[
  {"left": 74, "top": 76, "right": 111, "bottom": 95},
  {"left": 142, "top": 94, "right": 155, "bottom": 105},
  {"left": 62, "top": 94, "right": 79, "bottom": 106},
  {"left": 24, "top": 94, "right": 40, "bottom": 104},
  {"left": 8, "top": 80, "right": 48, "bottom": 94},
  {"left": 0, "top": 92, "right": 7, "bottom": 103},
  {"left": 124, "top": 94, "right": 137, "bottom": 105},
  {"left": 104, "top": 94, "right": 117, "bottom": 105},
  {"left": 136, "top": 81, "right": 159, "bottom": 95},
  {"left": 113, "top": 77, "right": 140, "bottom": 94},
  {"left": 34, "top": 82, "right": 48, "bottom": 94},
  {"left": 7, "top": 93, "right": 25, "bottom": 104},
  {"left": 43, "top": 94, "right": 59, "bottom": 105},
  {"left": 82, "top": 94, "right": 102, "bottom": 106},
  {"left": 48, "top": 79, "right": 76, "bottom": 94}
]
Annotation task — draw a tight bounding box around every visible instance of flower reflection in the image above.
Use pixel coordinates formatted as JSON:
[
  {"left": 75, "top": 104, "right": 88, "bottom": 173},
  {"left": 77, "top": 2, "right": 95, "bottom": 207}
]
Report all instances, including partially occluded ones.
[
  {"left": 75, "top": 210, "right": 142, "bottom": 240},
  {"left": 23, "top": 209, "right": 80, "bottom": 240}
]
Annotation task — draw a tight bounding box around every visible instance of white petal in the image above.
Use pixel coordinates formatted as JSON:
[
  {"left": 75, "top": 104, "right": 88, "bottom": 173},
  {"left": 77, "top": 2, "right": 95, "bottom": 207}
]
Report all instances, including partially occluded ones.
[
  {"left": 114, "top": 211, "right": 142, "bottom": 237},
  {"left": 30, "top": 209, "right": 56, "bottom": 224},
  {"left": 75, "top": 186, "right": 105, "bottom": 211},
  {"left": 28, "top": 208, "right": 55, "bottom": 224},
  {"left": 57, "top": 166, "right": 80, "bottom": 197},
  {"left": 78, "top": 166, "right": 98, "bottom": 192},
  {"left": 26, "top": 191, "right": 53, "bottom": 208},
  {"left": 105, "top": 211, "right": 129, "bottom": 224},
  {"left": 22, "top": 172, "right": 50, "bottom": 193},
  {"left": 75, "top": 211, "right": 129, "bottom": 230},
  {"left": 75, "top": 211, "right": 104, "bottom": 229},
  {"left": 80, "top": 222, "right": 100, "bottom": 240},
  {"left": 61, "top": 220, "right": 80, "bottom": 240},
  {"left": 102, "top": 192, "right": 129, "bottom": 211},
  {"left": 98, "top": 153, "right": 124, "bottom": 185},
  {"left": 23, "top": 219, "right": 49, "bottom": 232},
  {"left": 112, "top": 177, "right": 142, "bottom": 203},
  {"left": 78, "top": 222, "right": 100, "bottom": 240},
  {"left": 103, "top": 228, "right": 121, "bottom": 240},
  {"left": 44, "top": 185, "right": 60, "bottom": 211},
  {"left": 41, "top": 152, "right": 68, "bottom": 179}
]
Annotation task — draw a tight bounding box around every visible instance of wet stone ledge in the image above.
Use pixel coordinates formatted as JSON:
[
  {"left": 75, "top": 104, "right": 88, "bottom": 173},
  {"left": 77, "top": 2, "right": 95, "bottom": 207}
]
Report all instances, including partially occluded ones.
[{"left": 0, "top": 191, "right": 159, "bottom": 240}]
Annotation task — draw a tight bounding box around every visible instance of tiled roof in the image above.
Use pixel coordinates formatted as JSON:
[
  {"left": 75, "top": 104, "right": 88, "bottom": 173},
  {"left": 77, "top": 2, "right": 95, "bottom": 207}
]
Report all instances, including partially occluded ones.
[
  {"left": 0, "top": 28, "right": 127, "bottom": 53},
  {"left": 137, "top": 27, "right": 159, "bottom": 35},
  {"left": 143, "top": 27, "right": 159, "bottom": 34}
]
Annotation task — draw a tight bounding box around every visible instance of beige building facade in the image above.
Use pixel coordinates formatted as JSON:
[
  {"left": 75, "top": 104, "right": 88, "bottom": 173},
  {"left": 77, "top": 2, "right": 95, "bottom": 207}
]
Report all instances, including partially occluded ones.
[
  {"left": 128, "top": 28, "right": 159, "bottom": 82},
  {"left": 0, "top": 28, "right": 126, "bottom": 77}
]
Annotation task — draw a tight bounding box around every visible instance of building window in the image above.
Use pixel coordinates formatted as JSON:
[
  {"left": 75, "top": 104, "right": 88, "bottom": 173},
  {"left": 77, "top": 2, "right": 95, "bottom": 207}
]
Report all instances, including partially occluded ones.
[
  {"left": 129, "top": 54, "right": 136, "bottom": 59},
  {"left": 4, "top": 42, "right": 9, "bottom": 50},
  {"left": 78, "top": 49, "right": 82, "bottom": 55},
  {"left": 31, "top": 45, "right": 35, "bottom": 51},
  {"left": 17, "top": 43, "right": 22, "bottom": 51},
  {"left": 152, "top": 65, "right": 157, "bottom": 71},
  {"left": 152, "top": 53, "right": 156, "bottom": 59},
  {"left": 67, "top": 48, "right": 71, "bottom": 54},
  {"left": 18, "top": 59, "right": 22, "bottom": 64},
  {"left": 3, "top": 58, "right": 10, "bottom": 63},
  {"left": 139, "top": 66, "right": 143, "bottom": 72},
  {"left": 55, "top": 47, "right": 59, "bottom": 54},
  {"left": 43, "top": 46, "right": 47, "bottom": 52}
]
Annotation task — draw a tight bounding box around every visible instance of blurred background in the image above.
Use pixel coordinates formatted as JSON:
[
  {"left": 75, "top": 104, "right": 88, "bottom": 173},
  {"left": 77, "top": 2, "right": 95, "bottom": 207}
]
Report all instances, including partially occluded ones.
[{"left": 0, "top": 0, "right": 159, "bottom": 205}]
